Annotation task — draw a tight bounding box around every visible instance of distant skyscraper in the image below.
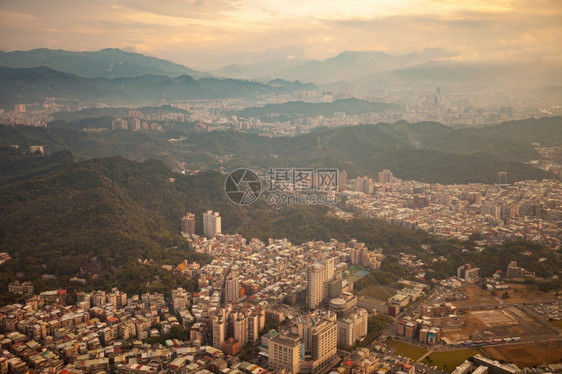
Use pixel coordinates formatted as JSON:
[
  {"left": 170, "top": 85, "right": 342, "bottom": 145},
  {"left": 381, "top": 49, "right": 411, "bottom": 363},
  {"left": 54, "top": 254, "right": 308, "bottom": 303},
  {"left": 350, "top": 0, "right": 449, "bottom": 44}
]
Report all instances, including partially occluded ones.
[
  {"left": 181, "top": 213, "right": 196, "bottom": 235},
  {"left": 128, "top": 117, "right": 141, "bottom": 131},
  {"left": 14, "top": 104, "right": 26, "bottom": 113},
  {"left": 112, "top": 118, "right": 128, "bottom": 130},
  {"left": 457, "top": 264, "right": 480, "bottom": 282},
  {"left": 378, "top": 169, "right": 393, "bottom": 184},
  {"left": 496, "top": 171, "right": 507, "bottom": 185},
  {"left": 356, "top": 176, "right": 373, "bottom": 194},
  {"left": 338, "top": 170, "right": 348, "bottom": 192},
  {"left": 413, "top": 195, "right": 430, "bottom": 209},
  {"left": 203, "top": 210, "right": 221, "bottom": 237}
]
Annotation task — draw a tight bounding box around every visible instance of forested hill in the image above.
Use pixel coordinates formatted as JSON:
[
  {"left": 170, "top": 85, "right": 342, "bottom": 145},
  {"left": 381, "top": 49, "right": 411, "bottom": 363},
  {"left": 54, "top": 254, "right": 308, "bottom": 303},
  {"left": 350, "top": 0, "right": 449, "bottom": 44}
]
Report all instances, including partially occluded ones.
[
  {"left": 1, "top": 116, "right": 559, "bottom": 185},
  {"left": 0, "top": 149, "right": 560, "bottom": 304},
  {"left": 233, "top": 98, "right": 401, "bottom": 120},
  {"left": 0, "top": 48, "right": 210, "bottom": 79},
  {"left": 0, "top": 66, "right": 314, "bottom": 108}
]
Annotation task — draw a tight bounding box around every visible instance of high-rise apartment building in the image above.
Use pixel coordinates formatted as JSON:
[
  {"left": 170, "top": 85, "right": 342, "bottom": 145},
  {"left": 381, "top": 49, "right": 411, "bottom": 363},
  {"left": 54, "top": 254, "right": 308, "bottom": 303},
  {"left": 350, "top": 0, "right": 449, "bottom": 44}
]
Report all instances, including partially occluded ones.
[
  {"left": 127, "top": 117, "right": 141, "bottom": 131},
  {"left": 457, "top": 264, "right": 480, "bottom": 282},
  {"left": 268, "top": 334, "right": 303, "bottom": 374},
  {"left": 171, "top": 287, "right": 189, "bottom": 312},
  {"left": 248, "top": 313, "right": 260, "bottom": 343},
  {"left": 307, "top": 257, "right": 336, "bottom": 309},
  {"left": 212, "top": 316, "right": 227, "bottom": 349},
  {"left": 232, "top": 312, "right": 249, "bottom": 347},
  {"left": 203, "top": 210, "right": 221, "bottom": 237},
  {"left": 496, "top": 171, "right": 508, "bottom": 185},
  {"left": 225, "top": 278, "right": 239, "bottom": 303},
  {"left": 112, "top": 118, "right": 128, "bottom": 130},
  {"left": 336, "top": 308, "right": 368, "bottom": 348},
  {"left": 293, "top": 312, "right": 338, "bottom": 374},
  {"left": 338, "top": 170, "right": 348, "bottom": 192},
  {"left": 356, "top": 176, "right": 373, "bottom": 194},
  {"left": 350, "top": 246, "right": 382, "bottom": 270},
  {"left": 181, "top": 213, "right": 196, "bottom": 235},
  {"left": 378, "top": 169, "right": 394, "bottom": 184}
]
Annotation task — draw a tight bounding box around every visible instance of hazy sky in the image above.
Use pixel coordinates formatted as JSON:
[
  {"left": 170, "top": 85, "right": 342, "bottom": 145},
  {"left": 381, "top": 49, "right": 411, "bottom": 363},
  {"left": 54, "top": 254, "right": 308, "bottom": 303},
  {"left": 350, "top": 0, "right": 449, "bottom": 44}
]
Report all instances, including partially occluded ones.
[{"left": 0, "top": 0, "right": 561, "bottom": 69}]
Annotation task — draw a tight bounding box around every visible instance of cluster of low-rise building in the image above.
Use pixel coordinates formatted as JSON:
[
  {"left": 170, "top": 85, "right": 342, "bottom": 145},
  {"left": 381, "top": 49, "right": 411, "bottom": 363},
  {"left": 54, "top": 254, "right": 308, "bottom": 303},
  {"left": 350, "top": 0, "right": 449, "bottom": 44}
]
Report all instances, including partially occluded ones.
[
  {"left": 344, "top": 175, "right": 562, "bottom": 248},
  {"left": 0, "top": 231, "right": 421, "bottom": 374},
  {"left": 182, "top": 234, "right": 378, "bottom": 372},
  {"left": 0, "top": 106, "right": 51, "bottom": 127},
  {"left": 0, "top": 286, "right": 190, "bottom": 373},
  {"left": 184, "top": 234, "right": 371, "bottom": 309},
  {"left": 387, "top": 286, "right": 424, "bottom": 318},
  {"left": 450, "top": 354, "right": 562, "bottom": 374}
]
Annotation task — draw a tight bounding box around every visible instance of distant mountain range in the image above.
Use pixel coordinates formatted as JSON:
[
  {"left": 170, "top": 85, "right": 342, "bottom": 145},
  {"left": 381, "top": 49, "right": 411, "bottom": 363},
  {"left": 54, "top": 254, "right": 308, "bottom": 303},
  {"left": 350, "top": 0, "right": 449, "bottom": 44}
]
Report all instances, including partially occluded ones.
[
  {"left": 210, "top": 49, "right": 562, "bottom": 96},
  {"left": 212, "top": 49, "right": 454, "bottom": 83},
  {"left": 0, "top": 66, "right": 318, "bottom": 108},
  {"left": 2, "top": 48, "right": 560, "bottom": 103},
  {"left": 0, "top": 48, "right": 210, "bottom": 79},
  {"left": 212, "top": 56, "right": 310, "bottom": 81}
]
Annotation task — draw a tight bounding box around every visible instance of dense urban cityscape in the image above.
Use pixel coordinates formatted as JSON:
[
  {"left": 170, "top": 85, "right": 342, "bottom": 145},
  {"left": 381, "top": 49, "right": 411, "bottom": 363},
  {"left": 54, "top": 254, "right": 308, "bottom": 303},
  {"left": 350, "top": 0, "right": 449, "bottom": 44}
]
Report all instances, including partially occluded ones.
[
  {"left": 2, "top": 0, "right": 562, "bottom": 373},
  {"left": 1, "top": 198, "right": 561, "bottom": 373}
]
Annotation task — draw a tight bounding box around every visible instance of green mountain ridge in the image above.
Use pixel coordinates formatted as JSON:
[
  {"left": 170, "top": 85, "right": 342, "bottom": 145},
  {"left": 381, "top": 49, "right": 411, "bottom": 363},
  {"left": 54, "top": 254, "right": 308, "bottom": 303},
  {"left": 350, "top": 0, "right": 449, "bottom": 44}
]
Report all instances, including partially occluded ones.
[
  {"left": 1, "top": 116, "right": 558, "bottom": 184},
  {"left": 0, "top": 150, "right": 559, "bottom": 304},
  {"left": 233, "top": 98, "right": 401, "bottom": 121},
  {"left": 0, "top": 48, "right": 210, "bottom": 79},
  {"left": 0, "top": 66, "right": 315, "bottom": 109}
]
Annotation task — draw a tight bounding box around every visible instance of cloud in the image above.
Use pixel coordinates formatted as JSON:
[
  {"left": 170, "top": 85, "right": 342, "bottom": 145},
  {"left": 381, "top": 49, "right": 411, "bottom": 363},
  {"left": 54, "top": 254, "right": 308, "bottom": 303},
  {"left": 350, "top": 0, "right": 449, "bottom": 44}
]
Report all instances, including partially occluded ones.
[
  {"left": 115, "top": 0, "right": 237, "bottom": 19},
  {"left": 0, "top": 0, "right": 560, "bottom": 67}
]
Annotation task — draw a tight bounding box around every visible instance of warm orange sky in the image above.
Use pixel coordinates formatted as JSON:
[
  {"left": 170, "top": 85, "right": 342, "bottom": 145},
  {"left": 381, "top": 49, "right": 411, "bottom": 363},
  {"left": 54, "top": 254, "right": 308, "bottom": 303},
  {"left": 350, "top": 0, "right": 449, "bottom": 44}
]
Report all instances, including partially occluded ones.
[{"left": 0, "top": 0, "right": 561, "bottom": 69}]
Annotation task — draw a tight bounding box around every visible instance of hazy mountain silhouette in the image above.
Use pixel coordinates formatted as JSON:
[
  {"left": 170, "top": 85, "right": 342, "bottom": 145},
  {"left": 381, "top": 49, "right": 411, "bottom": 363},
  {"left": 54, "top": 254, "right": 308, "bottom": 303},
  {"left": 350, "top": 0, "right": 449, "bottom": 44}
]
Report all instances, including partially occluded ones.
[
  {"left": 0, "top": 66, "right": 317, "bottom": 108},
  {"left": 0, "top": 48, "right": 211, "bottom": 79}
]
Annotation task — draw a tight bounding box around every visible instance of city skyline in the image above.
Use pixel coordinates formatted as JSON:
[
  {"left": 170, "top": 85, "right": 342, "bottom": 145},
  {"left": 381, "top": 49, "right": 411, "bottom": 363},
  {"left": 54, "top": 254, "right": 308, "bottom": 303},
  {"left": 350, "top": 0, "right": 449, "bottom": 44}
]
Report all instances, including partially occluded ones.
[{"left": 1, "top": 0, "right": 561, "bottom": 69}]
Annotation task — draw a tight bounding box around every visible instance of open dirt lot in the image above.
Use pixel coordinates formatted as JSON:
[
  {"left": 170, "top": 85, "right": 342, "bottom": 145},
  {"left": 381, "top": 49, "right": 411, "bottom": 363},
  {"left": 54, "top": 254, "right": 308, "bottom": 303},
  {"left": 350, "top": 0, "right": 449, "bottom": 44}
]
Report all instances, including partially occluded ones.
[
  {"left": 484, "top": 340, "right": 562, "bottom": 367},
  {"left": 358, "top": 283, "right": 397, "bottom": 301},
  {"left": 442, "top": 306, "right": 556, "bottom": 344},
  {"left": 452, "top": 284, "right": 556, "bottom": 308}
]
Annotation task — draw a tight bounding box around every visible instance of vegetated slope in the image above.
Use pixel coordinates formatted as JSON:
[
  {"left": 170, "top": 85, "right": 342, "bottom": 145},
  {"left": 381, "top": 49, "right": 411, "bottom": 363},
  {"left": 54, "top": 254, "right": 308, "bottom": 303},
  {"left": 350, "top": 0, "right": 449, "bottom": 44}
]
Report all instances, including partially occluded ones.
[
  {"left": 0, "top": 117, "right": 558, "bottom": 184},
  {"left": 234, "top": 98, "right": 401, "bottom": 121},
  {"left": 0, "top": 48, "right": 210, "bottom": 79},
  {"left": 0, "top": 66, "right": 309, "bottom": 108},
  {"left": 378, "top": 117, "right": 562, "bottom": 161},
  {"left": 0, "top": 150, "right": 559, "bottom": 304}
]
